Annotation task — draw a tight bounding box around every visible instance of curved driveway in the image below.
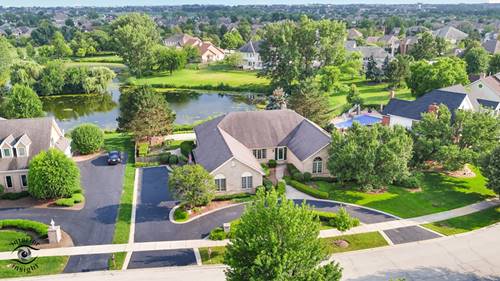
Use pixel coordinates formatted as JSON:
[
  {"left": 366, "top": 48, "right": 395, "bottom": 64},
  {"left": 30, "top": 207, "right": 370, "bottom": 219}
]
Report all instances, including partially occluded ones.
[
  {"left": 134, "top": 167, "right": 397, "bottom": 243},
  {"left": 0, "top": 155, "right": 125, "bottom": 273}
]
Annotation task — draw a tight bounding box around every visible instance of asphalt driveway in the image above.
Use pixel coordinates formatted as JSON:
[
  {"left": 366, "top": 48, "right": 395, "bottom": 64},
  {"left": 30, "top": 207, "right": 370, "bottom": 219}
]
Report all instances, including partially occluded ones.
[{"left": 0, "top": 155, "right": 125, "bottom": 273}]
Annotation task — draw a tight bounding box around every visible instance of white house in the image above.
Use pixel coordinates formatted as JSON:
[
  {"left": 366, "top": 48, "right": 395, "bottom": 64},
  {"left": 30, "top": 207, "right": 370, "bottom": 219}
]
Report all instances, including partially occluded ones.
[{"left": 238, "top": 41, "right": 263, "bottom": 70}]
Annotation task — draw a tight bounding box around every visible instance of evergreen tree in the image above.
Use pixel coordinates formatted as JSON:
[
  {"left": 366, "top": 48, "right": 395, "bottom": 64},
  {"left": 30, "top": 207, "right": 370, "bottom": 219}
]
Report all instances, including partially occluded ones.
[{"left": 288, "top": 81, "right": 331, "bottom": 127}]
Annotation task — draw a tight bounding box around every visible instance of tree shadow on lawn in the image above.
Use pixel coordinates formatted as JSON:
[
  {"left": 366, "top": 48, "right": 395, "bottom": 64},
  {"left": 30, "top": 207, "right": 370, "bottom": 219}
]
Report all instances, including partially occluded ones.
[{"left": 346, "top": 266, "right": 498, "bottom": 281}]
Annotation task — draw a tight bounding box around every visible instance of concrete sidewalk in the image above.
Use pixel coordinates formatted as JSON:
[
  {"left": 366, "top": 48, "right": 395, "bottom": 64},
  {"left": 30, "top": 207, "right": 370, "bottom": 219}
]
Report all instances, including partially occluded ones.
[{"left": 6, "top": 224, "right": 500, "bottom": 281}]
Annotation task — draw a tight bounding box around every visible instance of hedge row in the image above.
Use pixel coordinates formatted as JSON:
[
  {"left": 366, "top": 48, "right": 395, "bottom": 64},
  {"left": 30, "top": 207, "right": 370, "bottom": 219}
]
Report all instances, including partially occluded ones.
[
  {"left": 0, "top": 219, "right": 49, "bottom": 237},
  {"left": 0, "top": 191, "right": 30, "bottom": 200},
  {"left": 54, "top": 193, "right": 85, "bottom": 207},
  {"left": 147, "top": 82, "right": 271, "bottom": 94},
  {"left": 312, "top": 210, "right": 337, "bottom": 222},
  {"left": 213, "top": 192, "right": 253, "bottom": 202},
  {"left": 287, "top": 179, "right": 329, "bottom": 199}
]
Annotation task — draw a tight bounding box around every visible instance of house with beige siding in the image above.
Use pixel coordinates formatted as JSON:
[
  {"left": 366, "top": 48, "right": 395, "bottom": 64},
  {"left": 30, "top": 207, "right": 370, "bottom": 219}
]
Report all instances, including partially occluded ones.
[
  {"left": 0, "top": 117, "right": 71, "bottom": 193},
  {"left": 193, "top": 110, "right": 331, "bottom": 194}
]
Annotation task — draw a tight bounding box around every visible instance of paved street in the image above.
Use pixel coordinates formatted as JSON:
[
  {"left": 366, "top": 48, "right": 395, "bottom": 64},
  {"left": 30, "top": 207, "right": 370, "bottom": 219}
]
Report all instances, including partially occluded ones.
[
  {"left": 0, "top": 155, "right": 125, "bottom": 273},
  {"left": 7, "top": 224, "right": 500, "bottom": 281}
]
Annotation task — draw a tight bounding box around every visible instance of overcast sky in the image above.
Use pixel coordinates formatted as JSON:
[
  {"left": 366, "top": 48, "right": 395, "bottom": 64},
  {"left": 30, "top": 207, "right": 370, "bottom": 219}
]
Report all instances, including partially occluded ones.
[{"left": 0, "top": 0, "right": 489, "bottom": 7}]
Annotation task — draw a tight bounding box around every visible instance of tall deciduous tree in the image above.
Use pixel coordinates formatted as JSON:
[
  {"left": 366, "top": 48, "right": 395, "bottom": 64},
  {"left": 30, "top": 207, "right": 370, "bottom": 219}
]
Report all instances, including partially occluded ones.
[
  {"left": 346, "top": 84, "right": 364, "bottom": 106},
  {"left": 118, "top": 85, "right": 175, "bottom": 140},
  {"left": 1, "top": 84, "right": 44, "bottom": 119},
  {"left": 221, "top": 30, "right": 245, "bottom": 49},
  {"left": 480, "top": 146, "right": 500, "bottom": 196},
  {"left": 260, "top": 15, "right": 346, "bottom": 92},
  {"left": 288, "top": 81, "right": 331, "bottom": 128},
  {"left": 385, "top": 55, "right": 412, "bottom": 89},
  {"left": 409, "top": 32, "right": 437, "bottom": 60},
  {"left": 52, "top": 31, "right": 73, "bottom": 58},
  {"left": 406, "top": 57, "right": 469, "bottom": 97},
  {"left": 464, "top": 47, "right": 490, "bottom": 75},
  {"left": 488, "top": 54, "right": 500, "bottom": 74},
  {"left": 0, "top": 37, "right": 17, "bottom": 87},
  {"left": 169, "top": 164, "right": 216, "bottom": 208},
  {"left": 111, "top": 13, "right": 160, "bottom": 76},
  {"left": 9, "top": 61, "right": 42, "bottom": 88},
  {"left": 154, "top": 46, "right": 187, "bottom": 74},
  {"left": 36, "top": 60, "right": 65, "bottom": 96},
  {"left": 328, "top": 123, "right": 413, "bottom": 189},
  {"left": 224, "top": 189, "right": 342, "bottom": 281}
]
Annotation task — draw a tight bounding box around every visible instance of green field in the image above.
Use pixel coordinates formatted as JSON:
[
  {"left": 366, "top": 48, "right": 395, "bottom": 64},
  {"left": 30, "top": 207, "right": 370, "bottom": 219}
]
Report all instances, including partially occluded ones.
[
  {"left": 129, "top": 67, "right": 269, "bottom": 90},
  {"left": 0, "top": 230, "right": 68, "bottom": 278},
  {"left": 315, "top": 166, "right": 495, "bottom": 218},
  {"left": 423, "top": 206, "right": 500, "bottom": 236},
  {"left": 322, "top": 232, "right": 389, "bottom": 254},
  {"left": 103, "top": 133, "right": 136, "bottom": 269},
  {"left": 329, "top": 77, "right": 414, "bottom": 114},
  {"left": 73, "top": 55, "right": 123, "bottom": 63}
]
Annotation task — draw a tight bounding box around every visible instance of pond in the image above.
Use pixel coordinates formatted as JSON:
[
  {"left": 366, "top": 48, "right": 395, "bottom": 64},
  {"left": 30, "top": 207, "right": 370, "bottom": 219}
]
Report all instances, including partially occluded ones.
[{"left": 42, "top": 79, "right": 259, "bottom": 131}]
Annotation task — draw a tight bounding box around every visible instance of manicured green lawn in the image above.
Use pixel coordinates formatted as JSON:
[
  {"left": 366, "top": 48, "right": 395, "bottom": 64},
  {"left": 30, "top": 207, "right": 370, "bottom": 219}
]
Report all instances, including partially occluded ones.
[
  {"left": 199, "top": 246, "right": 226, "bottom": 265},
  {"left": 73, "top": 55, "right": 123, "bottom": 63},
  {"left": 315, "top": 166, "right": 495, "bottom": 218},
  {"left": 103, "top": 133, "right": 136, "bottom": 269},
  {"left": 129, "top": 67, "right": 269, "bottom": 89},
  {"left": 64, "top": 61, "right": 127, "bottom": 69},
  {"left": 0, "top": 230, "right": 68, "bottom": 278},
  {"left": 329, "top": 77, "right": 414, "bottom": 114},
  {"left": 423, "top": 206, "right": 500, "bottom": 236},
  {"left": 322, "top": 232, "right": 388, "bottom": 254}
]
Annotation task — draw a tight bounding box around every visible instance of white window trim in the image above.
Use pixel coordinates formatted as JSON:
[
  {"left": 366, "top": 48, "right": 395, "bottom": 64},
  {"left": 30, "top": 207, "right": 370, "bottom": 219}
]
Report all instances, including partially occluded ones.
[
  {"left": 1, "top": 147, "right": 13, "bottom": 158},
  {"left": 241, "top": 172, "right": 253, "bottom": 189},
  {"left": 16, "top": 145, "right": 28, "bottom": 157},
  {"left": 312, "top": 157, "right": 323, "bottom": 174},
  {"left": 5, "top": 175, "right": 13, "bottom": 189},
  {"left": 215, "top": 174, "right": 227, "bottom": 191}
]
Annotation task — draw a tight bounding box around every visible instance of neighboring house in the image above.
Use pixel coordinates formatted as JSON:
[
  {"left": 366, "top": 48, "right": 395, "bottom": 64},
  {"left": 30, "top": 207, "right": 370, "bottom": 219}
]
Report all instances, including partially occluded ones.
[
  {"left": 366, "top": 36, "right": 380, "bottom": 44},
  {"left": 483, "top": 31, "right": 498, "bottom": 42},
  {"left": 346, "top": 45, "right": 391, "bottom": 68},
  {"left": 433, "top": 26, "right": 468, "bottom": 44},
  {"left": 193, "top": 110, "right": 331, "bottom": 194},
  {"left": 238, "top": 40, "right": 263, "bottom": 70},
  {"left": 378, "top": 35, "right": 400, "bottom": 56},
  {"left": 11, "top": 26, "right": 32, "bottom": 38},
  {"left": 163, "top": 33, "right": 225, "bottom": 63},
  {"left": 482, "top": 39, "right": 500, "bottom": 54},
  {"left": 382, "top": 85, "right": 478, "bottom": 128},
  {"left": 347, "top": 28, "right": 363, "bottom": 40},
  {"left": 399, "top": 36, "right": 419, "bottom": 55},
  {"left": 0, "top": 117, "right": 71, "bottom": 193},
  {"left": 468, "top": 73, "right": 500, "bottom": 111}
]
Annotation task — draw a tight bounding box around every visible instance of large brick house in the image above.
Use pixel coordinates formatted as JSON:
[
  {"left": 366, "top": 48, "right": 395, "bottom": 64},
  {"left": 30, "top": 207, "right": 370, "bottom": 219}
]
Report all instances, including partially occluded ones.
[{"left": 193, "top": 110, "right": 331, "bottom": 194}]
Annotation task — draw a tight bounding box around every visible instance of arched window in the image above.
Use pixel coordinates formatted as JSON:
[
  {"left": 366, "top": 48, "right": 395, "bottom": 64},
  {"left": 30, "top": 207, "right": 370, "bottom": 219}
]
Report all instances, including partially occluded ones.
[
  {"left": 312, "top": 157, "right": 323, "bottom": 174},
  {"left": 215, "top": 174, "right": 226, "bottom": 191},
  {"left": 241, "top": 172, "right": 253, "bottom": 189}
]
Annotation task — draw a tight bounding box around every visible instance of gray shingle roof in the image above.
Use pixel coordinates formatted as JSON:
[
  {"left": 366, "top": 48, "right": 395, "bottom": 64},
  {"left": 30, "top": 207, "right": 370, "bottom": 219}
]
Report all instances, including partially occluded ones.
[
  {"left": 383, "top": 86, "right": 469, "bottom": 120},
  {"left": 433, "top": 26, "right": 468, "bottom": 41},
  {"left": 0, "top": 117, "right": 67, "bottom": 171},
  {"left": 193, "top": 110, "right": 331, "bottom": 172},
  {"left": 482, "top": 39, "right": 500, "bottom": 54},
  {"left": 477, "top": 99, "right": 499, "bottom": 109},
  {"left": 238, "top": 40, "right": 262, "bottom": 53}
]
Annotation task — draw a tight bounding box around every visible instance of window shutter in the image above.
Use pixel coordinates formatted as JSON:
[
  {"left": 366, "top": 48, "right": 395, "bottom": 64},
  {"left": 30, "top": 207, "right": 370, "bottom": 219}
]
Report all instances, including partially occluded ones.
[
  {"left": 284, "top": 147, "right": 287, "bottom": 160},
  {"left": 274, "top": 148, "right": 278, "bottom": 160}
]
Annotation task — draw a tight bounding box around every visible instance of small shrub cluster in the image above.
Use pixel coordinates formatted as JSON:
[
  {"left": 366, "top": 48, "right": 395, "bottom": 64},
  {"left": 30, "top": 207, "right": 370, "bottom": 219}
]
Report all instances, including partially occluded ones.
[
  {"left": 396, "top": 172, "right": 422, "bottom": 189},
  {"left": 174, "top": 207, "right": 189, "bottom": 222},
  {"left": 0, "top": 219, "right": 49, "bottom": 237},
  {"left": 313, "top": 210, "right": 337, "bottom": 222},
  {"left": 268, "top": 160, "right": 277, "bottom": 168},
  {"left": 276, "top": 180, "right": 286, "bottom": 196},
  {"left": 213, "top": 193, "right": 253, "bottom": 201},
  {"left": 70, "top": 123, "right": 104, "bottom": 155},
  {"left": 0, "top": 191, "right": 30, "bottom": 200},
  {"left": 311, "top": 177, "right": 336, "bottom": 183},
  {"left": 0, "top": 184, "right": 4, "bottom": 194},
  {"left": 328, "top": 207, "right": 360, "bottom": 232},
  {"left": 159, "top": 153, "right": 187, "bottom": 165},
  {"left": 135, "top": 162, "right": 161, "bottom": 168},
  {"left": 180, "top": 141, "right": 195, "bottom": 157},
  {"left": 137, "top": 143, "right": 149, "bottom": 157},
  {"left": 286, "top": 179, "right": 329, "bottom": 199},
  {"left": 261, "top": 163, "right": 270, "bottom": 177},
  {"left": 263, "top": 178, "right": 273, "bottom": 190},
  {"left": 209, "top": 227, "right": 226, "bottom": 240},
  {"left": 54, "top": 192, "right": 85, "bottom": 207}
]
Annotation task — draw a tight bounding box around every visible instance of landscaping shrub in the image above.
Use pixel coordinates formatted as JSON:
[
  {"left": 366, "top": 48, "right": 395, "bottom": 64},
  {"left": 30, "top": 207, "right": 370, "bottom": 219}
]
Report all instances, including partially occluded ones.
[
  {"left": 178, "top": 154, "right": 188, "bottom": 164},
  {"left": 263, "top": 178, "right": 273, "bottom": 190},
  {"left": 55, "top": 198, "right": 75, "bottom": 207},
  {"left": 287, "top": 179, "right": 329, "bottom": 199},
  {"left": 312, "top": 210, "right": 337, "bottom": 222},
  {"left": 168, "top": 154, "right": 179, "bottom": 165},
  {"left": 0, "top": 191, "right": 30, "bottom": 200},
  {"left": 72, "top": 193, "right": 85, "bottom": 203},
  {"left": 360, "top": 184, "right": 374, "bottom": 192},
  {"left": 268, "top": 160, "right": 277, "bottom": 168},
  {"left": 137, "top": 142, "right": 149, "bottom": 157},
  {"left": 135, "top": 161, "right": 160, "bottom": 167},
  {"left": 287, "top": 163, "right": 299, "bottom": 174},
  {"left": 180, "top": 141, "right": 195, "bottom": 157},
  {"left": 303, "top": 172, "right": 312, "bottom": 182},
  {"left": 311, "top": 177, "right": 336, "bottom": 183},
  {"left": 0, "top": 219, "right": 48, "bottom": 237},
  {"left": 209, "top": 227, "right": 227, "bottom": 240},
  {"left": 159, "top": 152, "right": 171, "bottom": 164},
  {"left": 396, "top": 173, "right": 422, "bottom": 189},
  {"left": 28, "top": 149, "right": 80, "bottom": 200},
  {"left": 276, "top": 180, "right": 286, "bottom": 196},
  {"left": 70, "top": 123, "right": 104, "bottom": 155},
  {"left": 174, "top": 207, "right": 189, "bottom": 221},
  {"left": 214, "top": 193, "right": 253, "bottom": 201},
  {"left": 292, "top": 172, "right": 304, "bottom": 182},
  {"left": 261, "top": 163, "right": 270, "bottom": 177},
  {"left": 0, "top": 184, "right": 3, "bottom": 194},
  {"left": 329, "top": 208, "right": 360, "bottom": 231}
]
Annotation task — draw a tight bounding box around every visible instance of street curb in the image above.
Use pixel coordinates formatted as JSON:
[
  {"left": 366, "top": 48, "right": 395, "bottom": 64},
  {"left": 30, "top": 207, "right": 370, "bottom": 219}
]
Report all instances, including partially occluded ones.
[{"left": 169, "top": 202, "right": 247, "bottom": 225}]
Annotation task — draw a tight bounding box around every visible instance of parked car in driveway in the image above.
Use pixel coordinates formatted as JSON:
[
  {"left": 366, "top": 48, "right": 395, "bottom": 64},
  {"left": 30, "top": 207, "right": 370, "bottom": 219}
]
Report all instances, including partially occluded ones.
[{"left": 107, "top": 151, "right": 122, "bottom": 165}]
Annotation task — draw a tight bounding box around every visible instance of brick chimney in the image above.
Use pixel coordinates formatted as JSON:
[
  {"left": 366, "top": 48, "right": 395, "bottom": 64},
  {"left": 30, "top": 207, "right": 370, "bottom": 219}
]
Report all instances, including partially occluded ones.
[{"left": 428, "top": 103, "right": 439, "bottom": 114}]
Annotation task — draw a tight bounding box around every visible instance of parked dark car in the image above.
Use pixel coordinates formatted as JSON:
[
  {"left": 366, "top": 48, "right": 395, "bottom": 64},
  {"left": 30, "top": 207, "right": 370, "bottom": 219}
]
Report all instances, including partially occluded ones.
[{"left": 107, "top": 151, "right": 122, "bottom": 165}]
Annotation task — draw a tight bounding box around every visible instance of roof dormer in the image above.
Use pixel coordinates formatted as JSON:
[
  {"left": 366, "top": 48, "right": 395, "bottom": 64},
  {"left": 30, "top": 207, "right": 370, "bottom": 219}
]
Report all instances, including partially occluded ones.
[
  {"left": 0, "top": 134, "right": 15, "bottom": 158},
  {"left": 14, "top": 134, "right": 32, "bottom": 158}
]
